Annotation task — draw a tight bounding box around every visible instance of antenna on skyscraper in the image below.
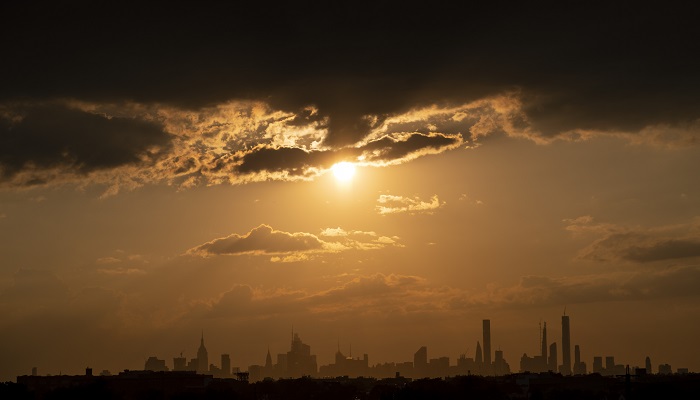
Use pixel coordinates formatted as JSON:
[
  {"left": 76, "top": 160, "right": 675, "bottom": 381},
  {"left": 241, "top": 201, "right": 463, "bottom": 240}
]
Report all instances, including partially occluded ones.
[{"left": 563, "top": 306, "right": 567, "bottom": 316}]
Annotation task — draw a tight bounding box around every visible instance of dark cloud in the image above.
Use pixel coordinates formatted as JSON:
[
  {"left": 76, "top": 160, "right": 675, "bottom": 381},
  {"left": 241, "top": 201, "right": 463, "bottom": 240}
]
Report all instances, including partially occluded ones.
[
  {"left": 359, "top": 133, "right": 462, "bottom": 163},
  {"left": 0, "top": 104, "right": 171, "bottom": 183},
  {"left": 566, "top": 217, "right": 700, "bottom": 263},
  {"left": 2, "top": 1, "right": 699, "bottom": 148},
  {"left": 624, "top": 239, "right": 700, "bottom": 263},
  {"left": 474, "top": 266, "right": 700, "bottom": 307},
  {"left": 235, "top": 146, "right": 332, "bottom": 176},
  {"left": 234, "top": 132, "right": 461, "bottom": 178}
]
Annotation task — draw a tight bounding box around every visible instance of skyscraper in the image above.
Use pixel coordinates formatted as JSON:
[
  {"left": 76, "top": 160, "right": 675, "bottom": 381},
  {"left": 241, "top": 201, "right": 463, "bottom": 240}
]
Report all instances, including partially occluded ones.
[
  {"left": 548, "top": 342, "right": 557, "bottom": 372},
  {"left": 475, "top": 341, "right": 483, "bottom": 366},
  {"left": 573, "top": 344, "right": 587, "bottom": 375},
  {"left": 645, "top": 356, "right": 652, "bottom": 374},
  {"left": 197, "top": 332, "right": 209, "bottom": 374},
  {"left": 483, "top": 320, "right": 491, "bottom": 372},
  {"left": 561, "top": 314, "right": 571, "bottom": 375},
  {"left": 285, "top": 332, "right": 317, "bottom": 378},
  {"left": 541, "top": 322, "right": 548, "bottom": 361},
  {"left": 221, "top": 354, "right": 231, "bottom": 377},
  {"left": 414, "top": 346, "right": 428, "bottom": 378}
]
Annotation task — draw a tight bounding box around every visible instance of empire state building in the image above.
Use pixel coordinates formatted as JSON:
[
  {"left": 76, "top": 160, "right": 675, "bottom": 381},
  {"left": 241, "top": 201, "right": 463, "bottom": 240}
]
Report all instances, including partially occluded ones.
[{"left": 197, "top": 332, "right": 209, "bottom": 374}]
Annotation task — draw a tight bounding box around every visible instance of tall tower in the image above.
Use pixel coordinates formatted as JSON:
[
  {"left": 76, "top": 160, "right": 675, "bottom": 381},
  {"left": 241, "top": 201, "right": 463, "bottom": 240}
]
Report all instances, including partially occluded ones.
[
  {"left": 221, "top": 354, "right": 231, "bottom": 377},
  {"left": 483, "top": 320, "right": 491, "bottom": 371},
  {"left": 266, "top": 348, "right": 273, "bottom": 369},
  {"left": 561, "top": 314, "right": 571, "bottom": 375},
  {"left": 548, "top": 342, "right": 557, "bottom": 372},
  {"left": 197, "top": 331, "right": 209, "bottom": 374},
  {"left": 541, "top": 322, "right": 548, "bottom": 360},
  {"left": 475, "top": 341, "right": 483, "bottom": 365},
  {"left": 645, "top": 356, "right": 652, "bottom": 374}
]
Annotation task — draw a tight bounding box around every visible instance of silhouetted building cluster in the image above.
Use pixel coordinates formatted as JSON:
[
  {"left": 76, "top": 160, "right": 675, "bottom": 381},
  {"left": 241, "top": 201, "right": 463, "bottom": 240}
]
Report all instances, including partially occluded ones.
[
  {"left": 16, "top": 312, "right": 691, "bottom": 389},
  {"left": 519, "top": 312, "right": 589, "bottom": 375}
]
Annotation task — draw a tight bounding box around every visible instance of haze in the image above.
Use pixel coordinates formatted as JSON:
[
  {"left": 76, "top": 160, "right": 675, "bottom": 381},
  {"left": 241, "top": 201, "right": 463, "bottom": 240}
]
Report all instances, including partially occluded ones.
[{"left": 1, "top": 1, "right": 699, "bottom": 380}]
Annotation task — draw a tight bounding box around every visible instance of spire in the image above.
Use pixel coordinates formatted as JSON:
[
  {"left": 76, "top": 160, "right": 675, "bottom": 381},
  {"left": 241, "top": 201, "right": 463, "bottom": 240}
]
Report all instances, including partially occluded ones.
[
  {"left": 265, "top": 346, "right": 272, "bottom": 368},
  {"left": 541, "top": 322, "right": 548, "bottom": 360},
  {"left": 201, "top": 330, "right": 204, "bottom": 346}
]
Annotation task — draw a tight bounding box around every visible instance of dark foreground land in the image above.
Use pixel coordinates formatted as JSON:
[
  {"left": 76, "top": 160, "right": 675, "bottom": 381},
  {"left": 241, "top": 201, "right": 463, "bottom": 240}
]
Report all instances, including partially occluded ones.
[{"left": 3, "top": 371, "right": 700, "bottom": 400}]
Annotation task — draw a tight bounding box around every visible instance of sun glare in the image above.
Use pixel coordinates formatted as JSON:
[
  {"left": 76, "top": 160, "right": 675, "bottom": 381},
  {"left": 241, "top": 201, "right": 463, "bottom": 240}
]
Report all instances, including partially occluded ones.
[{"left": 331, "top": 162, "right": 356, "bottom": 182}]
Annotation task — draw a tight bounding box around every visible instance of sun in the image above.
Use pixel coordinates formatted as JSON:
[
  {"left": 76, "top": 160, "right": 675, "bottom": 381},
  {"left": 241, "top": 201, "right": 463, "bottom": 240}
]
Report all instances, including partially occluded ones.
[{"left": 331, "top": 162, "right": 356, "bottom": 182}]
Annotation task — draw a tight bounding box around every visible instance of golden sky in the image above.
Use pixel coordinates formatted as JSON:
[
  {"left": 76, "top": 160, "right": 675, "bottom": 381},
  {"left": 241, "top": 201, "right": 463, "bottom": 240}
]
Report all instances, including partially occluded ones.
[{"left": 1, "top": 1, "right": 700, "bottom": 380}]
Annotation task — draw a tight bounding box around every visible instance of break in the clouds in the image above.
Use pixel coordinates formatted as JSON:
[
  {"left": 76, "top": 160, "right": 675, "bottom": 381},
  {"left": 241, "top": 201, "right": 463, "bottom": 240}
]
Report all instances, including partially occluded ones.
[
  {"left": 565, "top": 216, "right": 700, "bottom": 263},
  {"left": 2, "top": 2, "right": 700, "bottom": 192},
  {"left": 188, "top": 224, "right": 399, "bottom": 261},
  {"left": 376, "top": 194, "right": 444, "bottom": 215}
]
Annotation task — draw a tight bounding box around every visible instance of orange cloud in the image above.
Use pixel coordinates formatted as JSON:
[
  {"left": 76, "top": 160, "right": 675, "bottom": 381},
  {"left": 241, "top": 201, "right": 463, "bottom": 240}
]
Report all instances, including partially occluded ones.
[
  {"left": 376, "top": 194, "right": 444, "bottom": 215},
  {"left": 187, "top": 224, "right": 401, "bottom": 261}
]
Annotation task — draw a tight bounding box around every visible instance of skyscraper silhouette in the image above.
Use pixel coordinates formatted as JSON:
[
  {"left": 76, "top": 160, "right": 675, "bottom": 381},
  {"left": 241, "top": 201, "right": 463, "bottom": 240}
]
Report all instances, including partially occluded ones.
[
  {"left": 561, "top": 314, "right": 571, "bottom": 375},
  {"left": 221, "top": 354, "right": 231, "bottom": 377},
  {"left": 197, "top": 331, "right": 209, "bottom": 374},
  {"left": 483, "top": 320, "right": 491, "bottom": 372},
  {"left": 548, "top": 342, "right": 557, "bottom": 372},
  {"left": 414, "top": 346, "right": 428, "bottom": 378},
  {"left": 645, "top": 356, "right": 652, "bottom": 374},
  {"left": 475, "top": 341, "right": 483, "bottom": 366},
  {"left": 541, "top": 322, "right": 548, "bottom": 361}
]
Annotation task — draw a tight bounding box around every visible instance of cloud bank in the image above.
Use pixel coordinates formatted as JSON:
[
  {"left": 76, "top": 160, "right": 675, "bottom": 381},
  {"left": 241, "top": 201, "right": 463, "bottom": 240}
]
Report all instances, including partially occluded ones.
[
  {"left": 566, "top": 216, "right": 700, "bottom": 263},
  {"left": 1, "top": 2, "right": 699, "bottom": 193}
]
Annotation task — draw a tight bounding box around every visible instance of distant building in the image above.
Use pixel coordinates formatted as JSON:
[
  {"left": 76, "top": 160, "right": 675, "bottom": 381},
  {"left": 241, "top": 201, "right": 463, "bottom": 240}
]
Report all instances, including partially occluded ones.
[
  {"left": 221, "top": 354, "right": 231, "bottom": 377},
  {"left": 319, "top": 343, "right": 369, "bottom": 377},
  {"left": 645, "top": 356, "right": 652, "bottom": 374},
  {"left": 548, "top": 343, "right": 557, "bottom": 372},
  {"left": 483, "top": 320, "right": 492, "bottom": 374},
  {"left": 493, "top": 349, "right": 511, "bottom": 376},
  {"left": 279, "top": 332, "right": 317, "bottom": 378},
  {"left": 593, "top": 356, "right": 603, "bottom": 374},
  {"left": 173, "top": 354, "right": 187, "bottom": 371},
  {"left": 197, "top": 332, "right": 209, "bottom": 374},
  {"left": 573, "top": 345, "right": 587, "bottom": 375},
  {"left": 456, "top": 354, "right": 476, "bottom": 375},
  {"left": 560, "top": 314, "right": 571, "bottom": 375},
  {"left": 541, "top": 322, "right": 548, "bottom": 362},
  {"left": 605, "top": 356, "right": 615, "bottom": 372},
  {"left": 145, "top": 357, "right": 168, "bottom": 372},
  {"left": 519, "top": 321, "right": 550, "bottom": 373},
  {"left": 414, "top": 346, "right": 428, "bottom": 378},
  {"left": 428, "top": 357, "right": 450, "bottom": 377},
  {"left": 475, "top": 341, "right": 483, "bottom": 369},
  {"left": 658, "top": 363, "right": 672, "bottom": 375}
]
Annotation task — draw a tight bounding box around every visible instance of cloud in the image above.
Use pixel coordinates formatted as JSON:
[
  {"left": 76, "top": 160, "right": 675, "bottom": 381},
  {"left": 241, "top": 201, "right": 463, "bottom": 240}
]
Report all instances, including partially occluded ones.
[
  {"left": 188, "top": 224, "right": 327, "bottom": 257},
  {"left": 198, "top": 264, "right": 700, "bottom": 322},
  {"left": 0, "top": 103, "right": 171, "bottom": 186},
  {"left": 376, "top": 194, "right": 444, "bottom": 215},
  {"left": 467, "top": 266, "right": 700, "bottom": 308},
  {"left": 0, "top": 3, "right": 697, "bottom": 192},
  {"left": 564, "top": 216, "right": 700, "bottom": 263},
  {"left": 187, "top": 224, "right": 400, "bottom": 261}
]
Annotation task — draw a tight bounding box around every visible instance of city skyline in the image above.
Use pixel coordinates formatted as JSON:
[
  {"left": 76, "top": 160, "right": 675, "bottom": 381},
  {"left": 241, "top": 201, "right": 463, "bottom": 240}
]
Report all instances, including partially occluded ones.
[
  {"left": 18, "top": 314, "right": 689, "bottom": 381},
  {"left": 2, "top": 2, "right": 700, "bottom": 383}
]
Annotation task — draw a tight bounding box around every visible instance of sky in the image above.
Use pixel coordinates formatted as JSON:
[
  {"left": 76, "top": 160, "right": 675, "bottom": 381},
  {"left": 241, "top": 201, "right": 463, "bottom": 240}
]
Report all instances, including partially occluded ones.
[{"left": 1, "top": 1, "right": 700, "bottom": 380}]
